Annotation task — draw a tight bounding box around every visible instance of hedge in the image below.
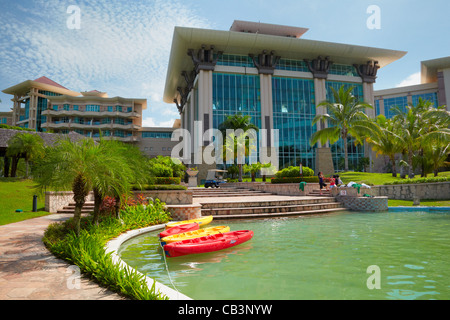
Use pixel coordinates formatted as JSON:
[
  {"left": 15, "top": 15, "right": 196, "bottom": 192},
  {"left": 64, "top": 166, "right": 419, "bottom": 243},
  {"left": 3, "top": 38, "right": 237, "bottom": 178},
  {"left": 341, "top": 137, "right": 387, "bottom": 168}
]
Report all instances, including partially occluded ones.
[
  {"left": 384, "top": 176, "right": 450, "bottom": 185},
  {"left": 147, "top": 177, "right": 181, "bottom": 185},
  {"left": 271, "top": 176, "right": 319, "bottom": 184},
  {"left": 131, "top": 184, "right": 187, "bottom": 191}
]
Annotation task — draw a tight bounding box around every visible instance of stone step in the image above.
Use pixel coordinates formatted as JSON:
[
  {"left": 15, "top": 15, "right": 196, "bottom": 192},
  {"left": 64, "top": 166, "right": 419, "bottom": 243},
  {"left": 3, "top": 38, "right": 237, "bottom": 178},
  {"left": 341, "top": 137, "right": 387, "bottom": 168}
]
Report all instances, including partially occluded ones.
[
  {"left": 200, "top": 197, "right": 338, "bottom": 210},
  {"left": 57, "top": 202, "right": 95, "bottom": 214},
  {"left": 193, "top": 192, "right": 269, "bottom": 198},
  {"left": 211, "top": 207, "right": 348, "bottom": 220},
  {"left": 203, "top": 202, "right": 343, "bottom": 216}
]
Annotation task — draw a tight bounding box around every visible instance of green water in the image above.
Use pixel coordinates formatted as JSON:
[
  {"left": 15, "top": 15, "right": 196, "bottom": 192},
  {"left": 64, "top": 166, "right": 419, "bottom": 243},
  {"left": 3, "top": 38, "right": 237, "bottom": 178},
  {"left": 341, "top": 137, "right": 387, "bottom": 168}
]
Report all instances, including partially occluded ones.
[{"left": 118, "top": 211, "right": 450, "bottom": 300}]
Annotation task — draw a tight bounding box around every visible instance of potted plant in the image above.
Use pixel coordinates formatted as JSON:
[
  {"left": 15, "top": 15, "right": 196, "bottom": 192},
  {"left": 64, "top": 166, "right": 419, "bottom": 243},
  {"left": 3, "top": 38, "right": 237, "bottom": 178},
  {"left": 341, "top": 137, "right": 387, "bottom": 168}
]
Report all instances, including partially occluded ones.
[{"left": 186, "top": 167, "right": 199, "bottom": 177}]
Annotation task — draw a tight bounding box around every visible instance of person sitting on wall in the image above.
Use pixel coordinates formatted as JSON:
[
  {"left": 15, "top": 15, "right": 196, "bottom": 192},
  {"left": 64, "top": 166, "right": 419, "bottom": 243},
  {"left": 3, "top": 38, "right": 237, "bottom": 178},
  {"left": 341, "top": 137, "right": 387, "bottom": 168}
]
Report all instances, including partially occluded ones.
[
  {"left": 329, "top": 176, "right": 336, "bottom": 190},
  {"left": 318, "top": 172, "right": 328, "bottom": 195}
]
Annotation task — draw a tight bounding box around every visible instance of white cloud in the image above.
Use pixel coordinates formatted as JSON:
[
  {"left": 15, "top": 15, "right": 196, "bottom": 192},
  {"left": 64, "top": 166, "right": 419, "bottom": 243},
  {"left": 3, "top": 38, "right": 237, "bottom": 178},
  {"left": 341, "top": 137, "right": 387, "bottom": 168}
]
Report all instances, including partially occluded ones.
[
  {"left": 0, "top": 0, "right": 211, "bottom": 122},
  {"left": 395, "top": 72, "right": 421, "bottom": 88},
  {"left": 142, "top": 116, "right": 176, "bottom": 128}
]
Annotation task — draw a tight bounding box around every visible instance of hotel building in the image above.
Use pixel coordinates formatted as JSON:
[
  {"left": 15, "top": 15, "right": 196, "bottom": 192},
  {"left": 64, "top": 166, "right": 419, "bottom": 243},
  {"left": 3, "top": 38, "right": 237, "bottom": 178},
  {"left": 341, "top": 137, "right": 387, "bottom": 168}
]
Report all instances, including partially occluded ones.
[{"left": 163, "top": 20, "right": 407, "bottom": 174}]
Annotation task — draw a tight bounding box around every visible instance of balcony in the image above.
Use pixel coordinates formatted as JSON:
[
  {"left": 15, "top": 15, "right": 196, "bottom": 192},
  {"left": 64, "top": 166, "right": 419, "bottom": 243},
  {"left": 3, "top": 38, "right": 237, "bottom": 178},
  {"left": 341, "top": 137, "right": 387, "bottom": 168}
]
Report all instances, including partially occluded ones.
[
  {"left": 42, "top": 109, "right": 141, "bottom": 118},
  {"left": 41, "top": 122, "right": 140, "bottom": 131}
]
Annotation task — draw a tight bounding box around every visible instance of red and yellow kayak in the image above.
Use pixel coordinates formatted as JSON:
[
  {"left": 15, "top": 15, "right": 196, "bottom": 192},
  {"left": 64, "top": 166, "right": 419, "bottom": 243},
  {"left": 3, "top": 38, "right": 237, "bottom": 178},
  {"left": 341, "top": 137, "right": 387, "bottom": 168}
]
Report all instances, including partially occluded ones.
[
  {"left": 164, "top": 230, "right": 254, "bottom": 258},
  {"left": 160, "top": 226, "right": 230, "bottom": 245},
  {"left": 165, "top": 216, "right": 213, "bottom": 230},
  {"left": 159, "top": 223, "right": 199, "bottom": 239}
]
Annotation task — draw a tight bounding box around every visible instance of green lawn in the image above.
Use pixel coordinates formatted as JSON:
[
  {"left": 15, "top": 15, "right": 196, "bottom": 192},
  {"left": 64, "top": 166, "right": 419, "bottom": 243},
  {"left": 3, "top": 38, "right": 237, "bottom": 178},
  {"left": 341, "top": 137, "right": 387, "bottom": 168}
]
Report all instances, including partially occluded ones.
[
  {"left": 0, "top": 178, "right": 52, "bottom": 226},
  {"left": 335, "top": 171, "right": 450, "bottom": 186}
]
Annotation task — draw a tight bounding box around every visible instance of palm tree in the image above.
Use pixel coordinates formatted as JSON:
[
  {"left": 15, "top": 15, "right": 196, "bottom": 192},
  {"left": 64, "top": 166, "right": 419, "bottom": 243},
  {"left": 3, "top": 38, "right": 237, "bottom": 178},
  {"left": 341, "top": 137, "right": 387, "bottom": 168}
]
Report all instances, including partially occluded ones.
[
  {"left": 365, "top": 115, "right": 403, "bottom": 177},
  {"left": 391, "top": 98, "right": 450, "bottom": 178},
  {"left": 219, "top": 114, "right": 259, "bottom": 182},
  {"left": 6, "top": 132, "right": 45, "bottom": 178},
  {"left": 310, "top": 85, "right": 376, "bottom": 171},
  {"left": 33, "top": 137, "right": 147, "bottom": 234}
]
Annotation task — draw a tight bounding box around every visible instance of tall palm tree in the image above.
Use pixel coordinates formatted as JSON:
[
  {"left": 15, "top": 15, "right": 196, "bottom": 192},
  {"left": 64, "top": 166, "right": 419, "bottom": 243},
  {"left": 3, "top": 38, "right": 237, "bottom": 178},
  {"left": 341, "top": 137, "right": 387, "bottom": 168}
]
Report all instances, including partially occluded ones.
[
  {"left": 310, "top": 85, "right": 376, "bottom": 171},
  {"left": 365, "top": 115, "right": 403, "bottom": 177},
  {"left": 6, "top": 132, "right": 45, "bottom": 178},
  {"left": 219, "top": 113, "right": 259, "bottom": 182}
]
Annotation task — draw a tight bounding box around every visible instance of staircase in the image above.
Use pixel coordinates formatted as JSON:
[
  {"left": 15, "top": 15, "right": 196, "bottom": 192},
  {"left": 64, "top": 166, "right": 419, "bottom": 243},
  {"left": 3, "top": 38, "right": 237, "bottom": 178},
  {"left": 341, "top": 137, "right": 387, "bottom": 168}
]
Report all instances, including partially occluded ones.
[
  {"left": 57, "top": 202, "right": 95, "bottom": 214},
  {"left": 307, "top": 189, "right": 333, "bottom": 197},
  {"left": 193, "top": 187, "right": 346, "bottom": 219}
]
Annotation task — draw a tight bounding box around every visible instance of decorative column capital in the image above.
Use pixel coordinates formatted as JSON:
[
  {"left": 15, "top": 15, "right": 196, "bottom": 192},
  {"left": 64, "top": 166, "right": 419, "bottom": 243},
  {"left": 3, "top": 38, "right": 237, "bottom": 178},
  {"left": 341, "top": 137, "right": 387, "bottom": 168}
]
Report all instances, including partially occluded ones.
[
  {"left": 187, "top": 45, "right": 223, "bottom": 73},
  {"left": 249, "top": 50, "right": 281, "bottom": 75},
  {"left": 354, "top": 61, "right": 380, "bottom": 83},
  {"left": 304, "top": 56, "right": 332, "bottom": 79}
]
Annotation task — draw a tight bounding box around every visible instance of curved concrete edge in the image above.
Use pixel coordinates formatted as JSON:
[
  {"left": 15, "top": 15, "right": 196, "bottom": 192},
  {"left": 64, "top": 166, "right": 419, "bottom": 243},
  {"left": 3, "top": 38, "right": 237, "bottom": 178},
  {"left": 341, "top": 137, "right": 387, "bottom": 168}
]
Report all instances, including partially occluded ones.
[{"left": 105, "top": 224, "right": 192, "bottom": 301}]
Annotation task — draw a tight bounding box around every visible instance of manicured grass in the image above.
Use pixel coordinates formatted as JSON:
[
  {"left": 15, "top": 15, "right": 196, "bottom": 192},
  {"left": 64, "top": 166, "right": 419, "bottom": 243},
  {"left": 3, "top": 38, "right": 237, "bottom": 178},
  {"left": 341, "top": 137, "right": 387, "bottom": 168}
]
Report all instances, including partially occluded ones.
[
  {"left": 388, "top": 199, "right": 450, "bottom": 207},
  {"left": 0, "top": 178, "right": 51, "bottom": 225},
  {"left": 336, "top": 171, "right": 450, "bottom": 186}
]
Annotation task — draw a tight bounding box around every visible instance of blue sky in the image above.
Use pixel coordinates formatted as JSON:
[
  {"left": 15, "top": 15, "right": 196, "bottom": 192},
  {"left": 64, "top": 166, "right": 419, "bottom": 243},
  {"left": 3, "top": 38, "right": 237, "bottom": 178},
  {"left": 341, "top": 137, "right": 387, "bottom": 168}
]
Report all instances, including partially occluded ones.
[{"left": 0, "top": 0, "right": 449, "bottom": 127}]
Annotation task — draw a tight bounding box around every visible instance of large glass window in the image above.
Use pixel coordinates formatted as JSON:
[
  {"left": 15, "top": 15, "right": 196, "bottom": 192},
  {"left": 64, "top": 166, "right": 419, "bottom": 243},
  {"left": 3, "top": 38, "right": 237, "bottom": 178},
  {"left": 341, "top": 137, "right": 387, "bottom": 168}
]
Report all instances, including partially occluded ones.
[
  {"left": 212, "top": 73, "right": 261, "bottom": 129},
  {"left": 86, "top": 105, "right": 100, "bottom": 112},
  {"left": 276, "top": 59, "right": 309, "bottom": 72},
  {"left": 142, "top": 132, "right": 172, "bottom": 139},
  {"left": 325, "top": 81, "right": 365, "bottom": 172},
  {"left": 383, "top": 96, "right": 408, "bottom": 119},
  {"left": 412, "top": 92, "right": 438, "bottom": 107},
  {"left": 216, "top": 54, "right": 254, "bottom": 68},
  {"left": 328, "top": 64, "right": 359, "bottom": 77},
  {"left": 272, "top": 77, "right": 316, "bottom": 170}
]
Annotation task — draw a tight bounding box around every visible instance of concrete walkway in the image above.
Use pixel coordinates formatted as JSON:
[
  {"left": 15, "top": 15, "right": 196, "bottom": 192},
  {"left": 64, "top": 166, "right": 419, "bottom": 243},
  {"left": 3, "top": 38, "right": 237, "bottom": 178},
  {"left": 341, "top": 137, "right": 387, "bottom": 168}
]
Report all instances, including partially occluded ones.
[{"left": 0, "top": 214, "right": 124, "bottom": 300}]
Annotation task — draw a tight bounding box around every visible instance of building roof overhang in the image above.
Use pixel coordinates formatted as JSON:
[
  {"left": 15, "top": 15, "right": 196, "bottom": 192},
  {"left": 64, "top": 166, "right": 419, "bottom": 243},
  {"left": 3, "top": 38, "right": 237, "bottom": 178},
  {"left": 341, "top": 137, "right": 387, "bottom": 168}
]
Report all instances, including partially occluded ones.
[
  {"left": 2, "top": 79, "right": 80, "bottom": 97},
  {"left": 421, "top": 56, "right": 450, "bottom": 84},
  {"left": 163, "top": 26, "right": 407, "bottom": 103}
]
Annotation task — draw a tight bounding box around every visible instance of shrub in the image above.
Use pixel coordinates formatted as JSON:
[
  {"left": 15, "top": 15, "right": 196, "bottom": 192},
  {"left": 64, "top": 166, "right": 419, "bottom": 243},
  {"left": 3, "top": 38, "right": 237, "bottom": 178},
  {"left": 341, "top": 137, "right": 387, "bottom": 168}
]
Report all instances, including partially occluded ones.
[
  {"left": 275, "top": 166, "right": 314, "bottom": 179},
  {"left": 43, "top": 199, "right": 171, "bottom": 300},
  {"left": 384, "top": 176, "right": 450, "bottom": 185},
  {"left": 131, "top": 184, "right": 187, "bottom": 191},
  {"left": 149, "top": 163, "right": 173, "bottom": 178}
]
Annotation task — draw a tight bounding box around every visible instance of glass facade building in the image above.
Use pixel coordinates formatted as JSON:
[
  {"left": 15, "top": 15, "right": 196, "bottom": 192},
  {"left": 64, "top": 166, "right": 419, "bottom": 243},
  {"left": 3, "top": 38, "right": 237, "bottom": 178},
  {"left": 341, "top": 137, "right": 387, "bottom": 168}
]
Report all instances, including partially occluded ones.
[{"left": 272, "top": 77, "right": 316, "bottom": 169}]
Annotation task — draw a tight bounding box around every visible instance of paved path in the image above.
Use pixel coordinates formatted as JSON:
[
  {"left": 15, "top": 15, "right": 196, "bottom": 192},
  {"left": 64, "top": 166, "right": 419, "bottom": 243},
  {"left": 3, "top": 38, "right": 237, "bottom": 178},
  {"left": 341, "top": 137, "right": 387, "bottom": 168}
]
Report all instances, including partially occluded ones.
[{"left": 0, "top": 214, "right": 124, "bottom": 300}]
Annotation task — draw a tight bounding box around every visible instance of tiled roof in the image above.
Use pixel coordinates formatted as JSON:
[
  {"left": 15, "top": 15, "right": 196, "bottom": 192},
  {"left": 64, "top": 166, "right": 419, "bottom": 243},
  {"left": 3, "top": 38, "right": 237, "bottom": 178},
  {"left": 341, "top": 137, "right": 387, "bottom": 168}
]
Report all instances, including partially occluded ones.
[{"left": 33, "top": 76, "right": 68, "bottom": 90}]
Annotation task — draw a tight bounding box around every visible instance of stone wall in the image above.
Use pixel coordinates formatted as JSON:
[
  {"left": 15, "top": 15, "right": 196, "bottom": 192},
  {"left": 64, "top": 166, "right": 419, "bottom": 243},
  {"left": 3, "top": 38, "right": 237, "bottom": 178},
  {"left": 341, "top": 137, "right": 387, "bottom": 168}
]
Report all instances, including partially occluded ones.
[
  {"left": 335, "top": 195, "right": 388, "bottom": 212},
  {"left": 165, "top": 204, "right": 202, "bottom": 221},
  {"left": 134, "top": 190, "right": 193, "bottom": 205},
  {"left": 45, "top": 191, "right": 94, "bottom": 213},
  {"left": 370, "top": 182, "right": 450, "bottom": 200},
  {"left": 46, "top": 189, "right": 193, "bottom": 213},
  {"left": 224, "top": 182, "right": 316, "bottom": 196}
]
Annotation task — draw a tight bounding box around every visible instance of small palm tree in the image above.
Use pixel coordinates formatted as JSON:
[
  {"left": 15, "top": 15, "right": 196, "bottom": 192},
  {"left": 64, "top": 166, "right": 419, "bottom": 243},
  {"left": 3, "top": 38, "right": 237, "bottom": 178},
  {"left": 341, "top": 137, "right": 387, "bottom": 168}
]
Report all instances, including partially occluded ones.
[
  {"left": 366, "top": 115, "right": 403, "bottom": 177},
  {"left": 33, "top": 137, "right": 148, "bottom": 234},
  {"left": 310, "top": 85, "right": 376, "bottom": 171},
  {"left": 219, "top": 114, "right": 259, "bottom": 182},
  {"left": 6, "top": 132, "right": 45, "bottom": 178}
]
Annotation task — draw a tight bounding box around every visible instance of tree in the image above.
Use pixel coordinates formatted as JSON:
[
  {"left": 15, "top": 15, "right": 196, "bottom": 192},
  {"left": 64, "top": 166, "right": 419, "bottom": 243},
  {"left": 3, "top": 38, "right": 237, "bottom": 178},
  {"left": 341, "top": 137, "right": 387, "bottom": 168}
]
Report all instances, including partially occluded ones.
[
  {"left": 6, "top": 132, "right": 44, "bottom": 178},
  {"left": 310, "top": 85, "right": 376, "bottom": 171},
  {"left": 218, "top": 114, "right": 259, "bottom": 182},
  {"left": 365, "top": 115, "right": 403, "bottom": 177},
  {"left": 243, "top": 162, "right": 262, "bottom": 182}
]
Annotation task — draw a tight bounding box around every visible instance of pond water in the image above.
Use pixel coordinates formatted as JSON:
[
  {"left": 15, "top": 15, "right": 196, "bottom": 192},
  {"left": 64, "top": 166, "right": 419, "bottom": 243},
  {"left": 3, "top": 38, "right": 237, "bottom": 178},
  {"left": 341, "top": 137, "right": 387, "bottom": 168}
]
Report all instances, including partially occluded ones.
[{"left": 118, "top": 211, "right": 450, "bottom": 300}]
